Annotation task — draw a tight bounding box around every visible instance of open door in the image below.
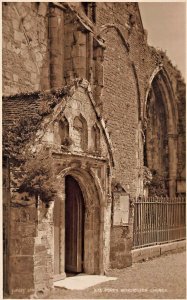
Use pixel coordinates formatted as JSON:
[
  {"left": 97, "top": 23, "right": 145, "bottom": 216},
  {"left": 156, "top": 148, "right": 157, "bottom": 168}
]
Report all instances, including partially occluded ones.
[{"left": 65, "top": 175, "right": 85, "bottom": 273}]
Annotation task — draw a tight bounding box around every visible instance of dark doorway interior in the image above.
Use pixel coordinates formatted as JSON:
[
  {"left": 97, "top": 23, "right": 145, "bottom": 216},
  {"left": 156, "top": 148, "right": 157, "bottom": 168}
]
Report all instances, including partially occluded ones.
[{"left": 65, "top": 175, "right": 85, "bottom": 274}]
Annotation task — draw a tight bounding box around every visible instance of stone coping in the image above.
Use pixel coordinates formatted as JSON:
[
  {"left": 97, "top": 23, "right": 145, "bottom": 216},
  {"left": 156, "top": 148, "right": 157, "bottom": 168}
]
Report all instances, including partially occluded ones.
[{"left": 132, "top": 240, "right": 186, "bottom": 263}]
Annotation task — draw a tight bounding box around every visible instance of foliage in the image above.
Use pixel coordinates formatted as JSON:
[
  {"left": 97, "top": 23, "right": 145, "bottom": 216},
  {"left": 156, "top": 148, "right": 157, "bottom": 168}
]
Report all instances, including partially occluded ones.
[
  {"left": 18, "top": 152, "right": 58, "bottom": 204},
  {"left": 38, "top": 90, "right": 64, "bottom": 116},
  {"left": 3, "top": 115, "right": 42, "bottom": 163},
  {"left": 3, "top": 113, "right": 59, "bottom": 204},
  {"left": 3, "top": 82, "right": 84, "bottom": 205},
  {"left": 148, "top": 171, "right": 168, "bottom": 197},
  {"left": 143, "top": 166, "right": 153, "bottom": 186}
]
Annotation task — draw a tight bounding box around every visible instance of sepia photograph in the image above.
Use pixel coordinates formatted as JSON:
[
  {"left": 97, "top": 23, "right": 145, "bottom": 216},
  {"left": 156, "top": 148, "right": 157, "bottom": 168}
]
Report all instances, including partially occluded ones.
[{"left": 2, "top": 1, "right": 186, "bottom": 299}]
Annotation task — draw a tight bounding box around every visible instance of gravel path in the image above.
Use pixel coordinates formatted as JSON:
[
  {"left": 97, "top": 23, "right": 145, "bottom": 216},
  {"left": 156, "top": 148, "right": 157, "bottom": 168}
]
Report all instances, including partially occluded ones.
[{"left": 47, "top": 251, "right": 186, "bottom": 299}]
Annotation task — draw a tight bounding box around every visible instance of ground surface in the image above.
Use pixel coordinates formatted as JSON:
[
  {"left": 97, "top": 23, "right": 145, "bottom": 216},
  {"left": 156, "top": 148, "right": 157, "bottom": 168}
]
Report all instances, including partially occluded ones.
[{"left": 46, "top": 251, "right": 186, "bottom": 299}]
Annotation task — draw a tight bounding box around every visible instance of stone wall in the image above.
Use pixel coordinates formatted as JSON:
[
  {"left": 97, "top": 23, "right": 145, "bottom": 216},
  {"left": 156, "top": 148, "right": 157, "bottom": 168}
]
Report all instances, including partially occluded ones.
[
  {"left": 96, "top": 3, "right": 141, "bottom": 269},
  {"left": 8, "top": 200, "right": 36, "bottom": 296},
  {"left": 2, "top": 1, "right": 185, "bottom": 295},
  {"left": 2, "top": 2, "right": 49, "bottom": 95},
  {"left": 7, "top": 190, "right": 54, "bottom": 297},
  {"left": 64, "top": 12, "right": 88, "bottom": 83},
  {"left": 34, "top": 201, "right": 54, "bottom": 297},
  {"left": 94, "top": 2, "right": 185, "bottom": 268},
  {"left": 3, "top": 83, "right": 114, "bottom": 296},
  {"left": 49, "top": 5, "right": 64, "bottom": 89}
]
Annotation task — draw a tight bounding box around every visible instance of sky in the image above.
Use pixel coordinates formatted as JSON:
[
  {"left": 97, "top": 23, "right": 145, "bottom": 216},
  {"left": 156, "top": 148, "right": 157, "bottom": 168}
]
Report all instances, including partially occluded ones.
[{"left": 139, "top": 2, "right": 186, "bottom": 80}]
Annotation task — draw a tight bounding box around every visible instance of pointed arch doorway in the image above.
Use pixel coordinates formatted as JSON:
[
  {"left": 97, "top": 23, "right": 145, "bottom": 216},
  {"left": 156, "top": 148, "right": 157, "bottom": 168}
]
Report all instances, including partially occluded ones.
[
  {"left": 65, "top": 175, "right": 85, "bottom": 274},
  {"left": 54, "top": 166, "right": 105, "bottom": 281}
]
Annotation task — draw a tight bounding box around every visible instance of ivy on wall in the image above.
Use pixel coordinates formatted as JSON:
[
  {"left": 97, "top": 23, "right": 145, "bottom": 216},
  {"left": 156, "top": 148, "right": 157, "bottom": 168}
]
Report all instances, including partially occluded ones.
[
  {"left": 3, "top": 89, "right": 70, "bottom": 205},
  {"left": 3, "top": 79, "right": 97, "bottom": 205},
  {"left": 3, "top": 117, "right": 58, "bottom": 205},
  {"left": 148, "top": 172, "right": 168, "bottom": 197},
  {"left": 18, "top": 152, "right": 58, "bottom": 205}
]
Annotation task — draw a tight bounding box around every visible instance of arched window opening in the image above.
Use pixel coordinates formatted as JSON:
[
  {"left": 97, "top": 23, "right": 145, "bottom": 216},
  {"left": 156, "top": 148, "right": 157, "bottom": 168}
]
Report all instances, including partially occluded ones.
[
  {"left": 144, "top": 76, "right": 169, "bottom": 196},
  {"left": 81, "top": 2, "right": 96, "bottom": 23},
  {"left": 73, "top": 115, "right": 88, "bottom": 151},
  {"left": 92, "top": 124, "right": 101, "bottom": 154},
  {"left": 59, "top": 117, "right": 69, "bottom": 146}
]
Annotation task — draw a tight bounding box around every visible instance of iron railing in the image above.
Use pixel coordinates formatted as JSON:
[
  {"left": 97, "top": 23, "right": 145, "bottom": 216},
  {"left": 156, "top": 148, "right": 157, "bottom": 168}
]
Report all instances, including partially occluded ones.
[{"left": 133, "top": 196, "right": 186, "bottom": 249}]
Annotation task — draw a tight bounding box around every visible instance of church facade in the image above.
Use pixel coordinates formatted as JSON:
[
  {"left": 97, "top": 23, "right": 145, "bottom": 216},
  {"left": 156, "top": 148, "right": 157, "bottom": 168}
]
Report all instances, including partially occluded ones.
[{"left": 2, "top": 2, "right": 185, "bottom": 298}]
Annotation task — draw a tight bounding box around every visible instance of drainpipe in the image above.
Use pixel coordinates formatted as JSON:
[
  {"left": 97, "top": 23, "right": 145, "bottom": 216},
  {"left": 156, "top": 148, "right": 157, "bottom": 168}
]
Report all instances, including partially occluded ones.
[{"left": 49, "top": 4, "right": 64, "bottom": 89}]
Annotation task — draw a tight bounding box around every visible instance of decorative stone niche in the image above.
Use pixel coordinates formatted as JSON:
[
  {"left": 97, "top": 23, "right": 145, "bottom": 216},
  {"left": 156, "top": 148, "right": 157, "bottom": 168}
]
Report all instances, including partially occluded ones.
[
  {"left": 54, "top": 116, "right": 71, "bottom": 148},
  {"left": 91, "top": 123, "right": 101, "bottom": 154},
  {"left": 73, "top": 114, "right": 88, "bottom": 151},
  {"left": 59, "top": 117, "right": 70, "bottom": 146}
]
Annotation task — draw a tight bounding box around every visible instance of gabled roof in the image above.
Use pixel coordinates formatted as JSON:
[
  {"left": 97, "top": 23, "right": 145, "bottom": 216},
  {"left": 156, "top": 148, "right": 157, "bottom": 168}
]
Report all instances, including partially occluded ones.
[{"left": 3, "top": 78, "right": 115, "bottom": 166}]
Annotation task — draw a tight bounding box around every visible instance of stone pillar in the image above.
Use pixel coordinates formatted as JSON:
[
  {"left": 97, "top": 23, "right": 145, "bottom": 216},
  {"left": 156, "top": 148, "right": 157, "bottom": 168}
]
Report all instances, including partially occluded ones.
[
  {"left": 87, "top": 32, "right": 93, "bottom": 84},
  {"left": 72, "top": 30, "right": 87, "bottom": 79},
  {"left": 84, "top": 206, "right": 96, "bottom": 274},
  {"left": 102, "top": 198, "right": 112, "bottom": 273},
  {"left": 7, "top": 194, "right": 54, "bottom": 298},
  {"left": 49, "top": 5, "right": 64, "bottom": 88},
  {"left": 93, "top": 44, "right": 104, "bottom": 112},
  {"left": 168, "top": 133, "right": 178, "bottom": 197},
  {"left": 33, "top": 200, "right": 54, "bottom": 297},
  {"left": 54, "top": 188, "right": 66, "bottom": 280},
  {"left": 8, "top": 201, "right": 37, "bottom": 297}
]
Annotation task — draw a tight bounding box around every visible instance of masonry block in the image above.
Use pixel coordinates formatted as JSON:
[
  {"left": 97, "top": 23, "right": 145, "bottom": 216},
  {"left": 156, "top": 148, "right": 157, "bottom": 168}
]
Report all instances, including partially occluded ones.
[
  {"left": 3, "top": 2, "right": 48, "bottom": 94},
  {"left": 38, "top": 3, "right": 48, "bottom": 17},
  {"left": 34, "top": 255, "right": 47, "bottom": 267},
  {"left": 21, "top": 238, "right": 35, "bottom": 255},
  {"left": 24, "top": 223, "right": 37, "bottom": 236},
  {"left": 75, "top": 68, "right": 87, "bottom": 78},
  {"left": 34, "top": 266, "right": 48, "bottom": 283},
  {"left": 149, "top": 245, "right": 160, "bottom": 258},
  {"left": 64, "top": 46, "right": 72, "bottom": 59},
  {"left": 74, "top": 31, "right": 87, "bottom": 45},
  {"left": 72, "top": 45, "right": 87, "bottom": 58},
  {"left": 160, "top": 241, "right": 185, "bottom": 255},
  {"left": 9, "top": 239, "right": 21, "bottom": 255},
  {"left": 177, "top": 240, "right": 186, "bottom": 250},
  {"left": 73, "top": 56, "right": 87, "bottom": 69},
  {"left": 10, "top": 208, "right": 20, "bottom": 222},
  {"left": 65, "top": 32, "right": 74, "bottom": 46},
  {"left": 12, "top": 19, "right": 20, "bottom": 30},
  {"left": 14, "top": 31, "right": 24, "bottom": 42},
  {"left": 20, "top": 207, "right": 36, "bottom": 223},
  {"left": 10, "top": 256, "right": 34, "bottom": 274},
  {"left": 9, "top": 273, "right": 34, "bottom": 295}
]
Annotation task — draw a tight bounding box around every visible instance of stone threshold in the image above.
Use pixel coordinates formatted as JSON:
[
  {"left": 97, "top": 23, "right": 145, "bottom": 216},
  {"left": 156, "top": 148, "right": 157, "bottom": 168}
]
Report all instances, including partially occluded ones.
[
  {"left": 54, "top": 274, "right": 117, "bottom": 290},
  {"left": 132, "top": 239, "right": 186, "bottom": 263}
]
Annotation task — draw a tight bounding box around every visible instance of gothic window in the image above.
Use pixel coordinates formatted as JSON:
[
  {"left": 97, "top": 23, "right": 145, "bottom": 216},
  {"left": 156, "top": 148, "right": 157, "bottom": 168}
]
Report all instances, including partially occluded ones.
[
  {"left": 81, "top": 2, "right": 96, "bottom": 23},
  {"left": 144, "top": 74, "right": 169, "bottom": 196},
  {"left": 92, "top": 124, "right": 101, "bottom": 153},
  {"left": 73, "top": 115, "right": 88, "bottom": 151},
  {"left": 59, "top": 117, "right": 69, "bottom": 146}
]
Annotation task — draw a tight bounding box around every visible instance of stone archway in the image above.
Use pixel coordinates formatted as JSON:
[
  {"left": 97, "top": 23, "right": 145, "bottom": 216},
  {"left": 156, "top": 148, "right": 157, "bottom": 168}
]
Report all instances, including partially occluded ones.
[
  {"left": 54, "top": 165, "right": 106, "bottom": 280},
  {"left": 143, "top": 68, "right": 178, "bottom": 197}
]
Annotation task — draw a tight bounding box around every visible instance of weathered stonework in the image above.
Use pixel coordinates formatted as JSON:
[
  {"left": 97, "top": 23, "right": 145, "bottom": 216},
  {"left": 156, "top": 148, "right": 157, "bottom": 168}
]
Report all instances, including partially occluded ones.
[
  {"left": 3, "top": 2, "right": 185, "bottom": 298},
  {"left": 3, "top": 2, "right": 49, "bottom": 94},
  {"left": 3, "top": 81, "right": 114, "bottom": 296}
]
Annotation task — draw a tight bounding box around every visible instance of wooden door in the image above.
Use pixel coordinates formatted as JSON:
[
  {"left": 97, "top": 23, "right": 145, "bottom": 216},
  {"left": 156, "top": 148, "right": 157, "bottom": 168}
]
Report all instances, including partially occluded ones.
[{"left": 65, "top": 175, "right": 85, "bottom": 273}]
